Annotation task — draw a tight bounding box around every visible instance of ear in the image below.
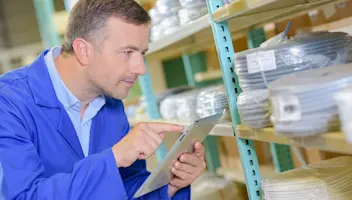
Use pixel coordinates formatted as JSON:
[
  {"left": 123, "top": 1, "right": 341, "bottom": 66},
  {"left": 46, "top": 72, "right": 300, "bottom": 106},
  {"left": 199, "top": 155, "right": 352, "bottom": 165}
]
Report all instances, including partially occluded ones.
[{"left": 72, "top": 38, "right": 94, "bottom": 65}]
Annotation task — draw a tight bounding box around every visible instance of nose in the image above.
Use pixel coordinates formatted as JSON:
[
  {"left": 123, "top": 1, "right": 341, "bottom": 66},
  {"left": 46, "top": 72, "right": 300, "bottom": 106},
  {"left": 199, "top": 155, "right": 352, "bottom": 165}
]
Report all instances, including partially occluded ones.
[{"left": 132, "top": 54, "right": 147, "bottom": 76}]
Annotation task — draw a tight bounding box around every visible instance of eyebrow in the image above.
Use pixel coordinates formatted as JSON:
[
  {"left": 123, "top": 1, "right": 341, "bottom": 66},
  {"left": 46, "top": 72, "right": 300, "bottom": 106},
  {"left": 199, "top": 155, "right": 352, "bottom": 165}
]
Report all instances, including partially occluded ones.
[{"left": 121, "top": 45, "right": 148, "bottom": 54}]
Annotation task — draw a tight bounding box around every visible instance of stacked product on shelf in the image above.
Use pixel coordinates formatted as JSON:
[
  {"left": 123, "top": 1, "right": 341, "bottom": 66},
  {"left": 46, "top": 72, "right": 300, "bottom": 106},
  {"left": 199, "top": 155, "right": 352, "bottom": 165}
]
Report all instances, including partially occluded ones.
[
  {"left": 334, "top": 87, "right": 352, "bottom": 143},
  {"left": 262, "top": 156, "right": 352, "bottom": 200},
  {"left": 149, "top": 0, "right": 209, "bottom": 41},
  {"left": 160, "top": 88, "right": 201, "bottom": 123},
  {"left": 237, "top": 89, "right": 271, "bottom": 128},
  {"left": 235, "top": 32, "right": 351, "bottom": 91},
  {"left": 269, "top": 63, "right": 352, "bottom": 137},
  {"left": 175, "top": 89, "right": 202, "bottom": 123},
  {"left": 149, "top": 0, "right": 181, "bottom": 41},
  {"left": 159, "top": 85, "right": 228, "bottom": 123},
  {"left": 158, "top": 86, "right": 194, "bottom": 120},
  {"left": 235, "top": 31, "right": 352, "bottom": 129},
  {"left": 197, "top": 85, "right": 228, "bottom": 118},
  {"left": 178, "top": 0, "right": 208, "bottom": 25}
]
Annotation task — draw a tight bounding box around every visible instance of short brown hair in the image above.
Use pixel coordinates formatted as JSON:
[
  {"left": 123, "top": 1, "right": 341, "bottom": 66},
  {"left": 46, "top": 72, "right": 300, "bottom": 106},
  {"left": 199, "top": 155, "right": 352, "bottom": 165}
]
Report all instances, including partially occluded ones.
[{"left": 62, "top": 0, "right": 150, "bottom": 53}]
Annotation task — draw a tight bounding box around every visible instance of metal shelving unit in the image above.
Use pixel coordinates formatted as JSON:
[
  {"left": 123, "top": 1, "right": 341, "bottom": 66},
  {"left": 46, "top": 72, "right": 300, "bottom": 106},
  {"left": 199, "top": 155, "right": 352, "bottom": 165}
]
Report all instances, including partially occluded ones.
[{"left": 35, "top": 0, "right": 352, "bottom": 199}]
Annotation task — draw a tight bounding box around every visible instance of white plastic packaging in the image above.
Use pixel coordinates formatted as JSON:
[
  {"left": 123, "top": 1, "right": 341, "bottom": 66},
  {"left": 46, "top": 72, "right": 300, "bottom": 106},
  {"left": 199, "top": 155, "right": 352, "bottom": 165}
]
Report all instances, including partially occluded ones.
[
  {"left": 262, "top": 156, "right": 352, "bottom": 200},
  {"left": 237, "top": 89, "right": 271, "bottom": 129},
  {"left": 175, "top": 90, "right": 201, "bottom": 123},
  {"left": 197, "top": 85, "right": 228, "bottom": 118},
  {"left": 334, "top": 87, "right": 352, "bottom": 143},
  {"left": 179, "top": 0, "right": 206, "bottom": 8},
  {"left": 160, "top": 15, "right": 180, "bottom": 35},
  {"left": 156, "top": 0, "right": 181, "bottom": 15},
  {"left": 178, "top": 6, "right": 208, "bottom": 25},
  {"left": 269, "top": 63, "right": 352, "bottom": 136},
  {"left": 234, "top": 32, "right": 352, "bottom": 92}
]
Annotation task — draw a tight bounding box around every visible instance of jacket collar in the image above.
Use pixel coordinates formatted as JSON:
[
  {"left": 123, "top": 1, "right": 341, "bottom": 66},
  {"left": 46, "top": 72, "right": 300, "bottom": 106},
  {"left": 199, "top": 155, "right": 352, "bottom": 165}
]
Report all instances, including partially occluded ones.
[{"left": 27, "top": 49, "right": 60, "bottom": 108}]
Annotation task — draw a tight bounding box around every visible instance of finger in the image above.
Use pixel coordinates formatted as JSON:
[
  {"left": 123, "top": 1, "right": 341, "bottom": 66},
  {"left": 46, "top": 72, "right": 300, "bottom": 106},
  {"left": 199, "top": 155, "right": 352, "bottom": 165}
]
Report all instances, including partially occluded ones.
[
  {"left": 146, "top": 122, "right": 184, "bottom": 133},
  {"left": 179, "top": 153, "right": 201, "bottom": 167},
  {"left": 170, "top": 176, "right": 187, "bottom": 188},
  {"left": 138, "top": 141, "right": 154, "bottom": 159},
  {"left": 193, "top": 142, "right": 205, "bottom": 157},
  {"left": 142, "top": 123, "right": 163, "bottom": 144},
  {"left": 174, "top": 161, "right": 194, "bottom": 174},
  {"left": 171, "top": 167, "right": 190, "bottom": 180}
]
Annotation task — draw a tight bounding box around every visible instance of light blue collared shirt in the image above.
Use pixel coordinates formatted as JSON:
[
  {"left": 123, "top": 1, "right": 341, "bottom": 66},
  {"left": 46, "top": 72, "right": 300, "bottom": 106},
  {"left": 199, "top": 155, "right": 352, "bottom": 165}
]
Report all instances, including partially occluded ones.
[{"left": 44, "top": 46, "right": 106, "bottom": 157}]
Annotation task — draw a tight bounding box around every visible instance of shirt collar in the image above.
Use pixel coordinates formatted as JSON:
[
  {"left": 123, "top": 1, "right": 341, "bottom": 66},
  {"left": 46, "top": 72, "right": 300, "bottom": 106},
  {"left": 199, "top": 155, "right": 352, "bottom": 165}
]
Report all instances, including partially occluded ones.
[{"left": 44, "top": 46, "right": 106, "bottom": 110}]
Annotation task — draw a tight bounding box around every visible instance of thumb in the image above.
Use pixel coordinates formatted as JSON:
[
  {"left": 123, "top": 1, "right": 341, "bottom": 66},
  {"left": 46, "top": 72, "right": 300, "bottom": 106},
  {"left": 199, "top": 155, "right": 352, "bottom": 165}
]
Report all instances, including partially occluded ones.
[{"left": 194, "top": 141, "right": 205, "bottom": 157}]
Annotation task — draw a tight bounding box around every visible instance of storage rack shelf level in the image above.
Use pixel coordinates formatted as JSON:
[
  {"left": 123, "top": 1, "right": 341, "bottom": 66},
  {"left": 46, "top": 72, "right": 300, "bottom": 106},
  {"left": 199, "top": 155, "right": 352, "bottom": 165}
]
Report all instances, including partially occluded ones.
[{"left": 129, "top": 118, "right": 352, "bottom": 159}]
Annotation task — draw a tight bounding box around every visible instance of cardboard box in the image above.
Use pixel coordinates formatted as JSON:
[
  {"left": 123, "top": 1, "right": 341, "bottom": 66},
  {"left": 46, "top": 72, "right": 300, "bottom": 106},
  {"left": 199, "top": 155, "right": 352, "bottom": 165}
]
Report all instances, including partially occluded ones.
[
  {"left": 308, "top": 10, "right": 326, "bottom": 26},
  {"left": 336, "top": 0, "right": 352, "bottom": 19}
]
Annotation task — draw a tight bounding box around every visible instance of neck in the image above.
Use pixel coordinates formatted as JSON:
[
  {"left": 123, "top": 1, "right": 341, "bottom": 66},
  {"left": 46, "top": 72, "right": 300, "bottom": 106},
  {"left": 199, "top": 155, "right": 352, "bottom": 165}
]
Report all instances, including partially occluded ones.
[{"left": 54, "top": 52, "right": 99, "bottom": 104}]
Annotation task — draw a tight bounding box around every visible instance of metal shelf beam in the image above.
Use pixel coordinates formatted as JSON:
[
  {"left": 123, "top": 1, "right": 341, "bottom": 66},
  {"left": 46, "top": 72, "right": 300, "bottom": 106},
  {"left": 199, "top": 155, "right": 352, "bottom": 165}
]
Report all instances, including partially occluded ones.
[
  {"left": 206, "top": 1, "right": 262, "bottom": 199},
  {"left": 33, "top": 0, "right": 61, "bottom": 48}
]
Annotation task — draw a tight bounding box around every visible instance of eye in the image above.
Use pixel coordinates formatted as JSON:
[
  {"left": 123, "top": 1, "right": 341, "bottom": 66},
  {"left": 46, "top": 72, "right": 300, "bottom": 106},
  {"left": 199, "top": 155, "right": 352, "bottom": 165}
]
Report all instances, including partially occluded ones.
[{"left": 124, "top": 51, "right": 133, "bottom": 55}]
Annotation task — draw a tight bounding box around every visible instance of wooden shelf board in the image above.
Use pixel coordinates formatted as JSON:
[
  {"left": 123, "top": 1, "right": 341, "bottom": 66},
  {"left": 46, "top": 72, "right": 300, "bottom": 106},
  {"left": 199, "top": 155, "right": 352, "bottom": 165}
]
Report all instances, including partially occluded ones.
[{"left": 236, "top": 125, "right": 352, "bottom": 155}]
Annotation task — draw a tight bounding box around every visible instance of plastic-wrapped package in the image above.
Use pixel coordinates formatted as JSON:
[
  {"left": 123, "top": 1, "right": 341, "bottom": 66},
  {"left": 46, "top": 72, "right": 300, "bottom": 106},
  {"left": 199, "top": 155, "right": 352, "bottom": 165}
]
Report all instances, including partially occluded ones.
[
  {"left": 175, "top": 90, "right": 201, "bottom": 123},
  {"left": 150, "top": 24, "right": 164, "bottom": 42},
  {"left": 159, "top": 95, "right": 178, "bottom": 120},
  {"left": 262, "top": 156, "right": 352, "bottom": 200},
  {"left": 178, "top": 6, "right": 208, "bottom": 25},
  {"left": 149, "top": 7, "right": 164, "bottom": 25},
  {"left": 234, "top": 31, "right": 352, "bottom": 92},
  {"left": 156, "top": 0, "right": 181, "bottom": 15},
  {"left": 179, "top": 0, "right": 206, "bottom": 8},
  {"left": 197, "top": 85, "right": 228, "bottom": 118},
  {"left": 237, "top": 89, "right": 271, "bottom": 129},
  {"left": 333, "top": 87, "right": 352, "bottom": 143},
  {"left": 160, "top": 15, "right": 180, "bottom": 35},
  {"left": 158, "top": 86, "right": 195, "bottom": 120},
  {"left": 269, "top": 63, "right": 352, "bottom": 137}
]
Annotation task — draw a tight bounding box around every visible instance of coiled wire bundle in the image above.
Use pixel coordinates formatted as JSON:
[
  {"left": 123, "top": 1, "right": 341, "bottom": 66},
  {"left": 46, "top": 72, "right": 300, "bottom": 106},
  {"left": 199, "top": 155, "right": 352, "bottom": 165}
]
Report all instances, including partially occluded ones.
[
  {"left": 234, "top": 32, "right": 351, "bottom": 92},
  {"left": 269, "top": 63, "right": 352, "bottom": 137},
  {"left": 197, "top": 85, "right": 228, "bottom": 118},
  {"left": 262, "top": 156, "right": 352, "bottom": 200},
  {"left": 237, "top": 89, "right": 271, "bottom": 129}
]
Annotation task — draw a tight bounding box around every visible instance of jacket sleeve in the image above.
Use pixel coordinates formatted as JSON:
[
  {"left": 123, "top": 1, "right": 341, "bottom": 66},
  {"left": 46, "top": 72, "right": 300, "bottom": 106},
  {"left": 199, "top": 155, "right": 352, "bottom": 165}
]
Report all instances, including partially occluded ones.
[
  {"left": 118, "top": 117, "right": 191, "bottom": 200},
  {"left": 0, "top": 97, "right": 128, "bottom": 200}
]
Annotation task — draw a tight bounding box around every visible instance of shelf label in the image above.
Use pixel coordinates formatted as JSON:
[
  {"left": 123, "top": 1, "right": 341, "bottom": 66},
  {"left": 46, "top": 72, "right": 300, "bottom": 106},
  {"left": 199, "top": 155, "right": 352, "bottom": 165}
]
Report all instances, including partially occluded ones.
[
  {"left": 271, "top": 95, "right": 301, "bottom": 122},
  {"left": 246, "top": 50, "right": 277, "bottom": 74}
]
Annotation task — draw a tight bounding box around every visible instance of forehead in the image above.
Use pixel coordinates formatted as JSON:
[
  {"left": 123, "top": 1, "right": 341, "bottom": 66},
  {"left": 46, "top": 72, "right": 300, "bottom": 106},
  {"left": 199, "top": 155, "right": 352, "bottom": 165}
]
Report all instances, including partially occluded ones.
[{"left": 104, "top": 17, "right": 150, "bottom": 48}]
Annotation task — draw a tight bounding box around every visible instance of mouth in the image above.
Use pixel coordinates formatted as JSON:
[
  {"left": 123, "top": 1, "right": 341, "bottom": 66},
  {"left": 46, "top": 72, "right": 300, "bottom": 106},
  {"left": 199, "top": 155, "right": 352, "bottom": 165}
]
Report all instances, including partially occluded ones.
[{"left": 122, "top": 80, "right": 136, "bottom": 88}]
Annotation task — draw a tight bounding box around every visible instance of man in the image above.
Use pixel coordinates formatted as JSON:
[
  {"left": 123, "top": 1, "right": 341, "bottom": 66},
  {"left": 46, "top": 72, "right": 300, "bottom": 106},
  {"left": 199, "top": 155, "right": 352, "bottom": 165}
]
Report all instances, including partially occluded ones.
[{"left": 0, "top": 0, "right": 206, "bottom": 199}]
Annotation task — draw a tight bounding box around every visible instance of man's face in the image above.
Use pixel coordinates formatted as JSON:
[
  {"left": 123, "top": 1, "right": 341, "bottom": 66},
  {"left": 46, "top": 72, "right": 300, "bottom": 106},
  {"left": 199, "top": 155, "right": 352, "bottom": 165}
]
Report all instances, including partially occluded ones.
[{"left": 87, "top": 17, "right": 149, "bottom": 99}]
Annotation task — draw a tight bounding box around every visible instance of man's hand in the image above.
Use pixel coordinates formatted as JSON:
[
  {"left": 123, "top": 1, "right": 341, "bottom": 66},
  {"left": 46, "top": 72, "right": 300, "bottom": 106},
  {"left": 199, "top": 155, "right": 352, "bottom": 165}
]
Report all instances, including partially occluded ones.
[
  {"left": 112, "top": 122, "right": 184, "bottom": 168},
  {"left": 168, "top": 141, "right": 206, "bottom": 197}
]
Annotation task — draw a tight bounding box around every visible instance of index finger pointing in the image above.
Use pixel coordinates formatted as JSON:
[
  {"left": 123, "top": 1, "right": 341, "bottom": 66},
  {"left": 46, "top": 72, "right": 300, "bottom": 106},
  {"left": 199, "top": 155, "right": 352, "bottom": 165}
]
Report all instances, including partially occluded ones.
[{"left": 146, "top": 122, "right": 184, "bottom": 133}]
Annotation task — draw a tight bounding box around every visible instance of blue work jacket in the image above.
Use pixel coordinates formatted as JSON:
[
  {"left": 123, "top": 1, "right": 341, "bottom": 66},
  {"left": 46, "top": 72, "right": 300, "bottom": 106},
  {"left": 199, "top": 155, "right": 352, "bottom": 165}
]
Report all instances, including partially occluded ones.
[{"left": 0, "top": 50, "right": 190, "bottom": 200}]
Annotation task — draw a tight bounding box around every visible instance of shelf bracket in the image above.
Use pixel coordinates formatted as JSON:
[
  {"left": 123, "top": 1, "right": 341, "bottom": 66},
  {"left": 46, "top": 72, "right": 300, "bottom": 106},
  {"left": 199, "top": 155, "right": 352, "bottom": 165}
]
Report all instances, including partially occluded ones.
[
  {"left": 206, "top": 1, "right": 262, "bottom": 199},
  {"left": 33, "top": 0, "right": 61, "bottom": 48}
]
